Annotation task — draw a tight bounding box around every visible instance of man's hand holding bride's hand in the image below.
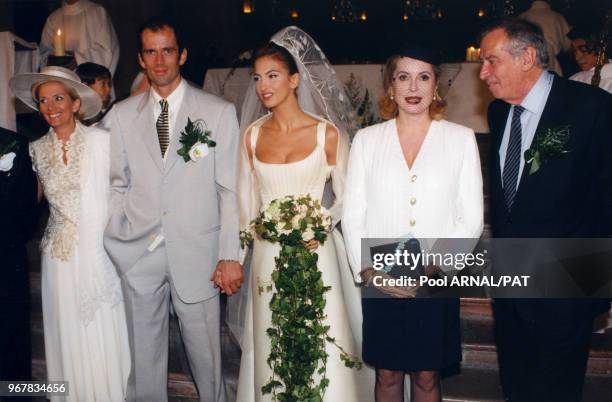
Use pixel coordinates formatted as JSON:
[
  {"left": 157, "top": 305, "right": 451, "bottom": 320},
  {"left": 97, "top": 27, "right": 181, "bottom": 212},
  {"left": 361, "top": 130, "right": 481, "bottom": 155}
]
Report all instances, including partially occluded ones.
[{"left": 211, "top": 260, "right": 243, "bottom": 296}]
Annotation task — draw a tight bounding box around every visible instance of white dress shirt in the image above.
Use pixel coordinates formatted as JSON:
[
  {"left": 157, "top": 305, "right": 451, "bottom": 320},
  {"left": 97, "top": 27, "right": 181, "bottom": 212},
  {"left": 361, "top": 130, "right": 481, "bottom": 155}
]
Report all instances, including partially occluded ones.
[
  {"left": 39, "top": 0, "right": 120, "bottom": 74},
  {"left": 150, "top": 78, "right": 187, "bottom": 160},
  {"left": 570, "top": 63, "right": 612, "bottom": 94},
  {"left": 498, "top": 71, "right": 554, "bottom": 186},
  {"left": 342, "top": 119, "right": 484, "bottom": 279}
]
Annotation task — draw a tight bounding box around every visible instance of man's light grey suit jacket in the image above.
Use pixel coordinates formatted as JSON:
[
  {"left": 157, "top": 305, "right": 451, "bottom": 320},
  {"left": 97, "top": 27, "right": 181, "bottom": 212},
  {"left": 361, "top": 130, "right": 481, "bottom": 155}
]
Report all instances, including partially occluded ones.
[{"left": 103, "top": 82, "right": 241, "bottom": 303}]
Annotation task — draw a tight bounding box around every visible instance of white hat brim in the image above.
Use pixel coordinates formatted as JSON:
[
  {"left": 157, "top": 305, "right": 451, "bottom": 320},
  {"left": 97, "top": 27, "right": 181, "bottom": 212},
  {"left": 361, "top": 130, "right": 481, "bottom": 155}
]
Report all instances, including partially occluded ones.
[{"left": 9, "top": 70, "right": 102, "bottom": 120}]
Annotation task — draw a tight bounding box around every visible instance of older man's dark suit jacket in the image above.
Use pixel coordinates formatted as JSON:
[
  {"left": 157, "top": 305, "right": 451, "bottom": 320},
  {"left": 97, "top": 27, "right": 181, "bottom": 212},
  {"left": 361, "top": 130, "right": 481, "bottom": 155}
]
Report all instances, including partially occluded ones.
[
  {"left": 488, "top": 75, "right": 612, "bottom": 401},
  {"left": 488, "top": 76, "right": 612, "bottom": 320}
]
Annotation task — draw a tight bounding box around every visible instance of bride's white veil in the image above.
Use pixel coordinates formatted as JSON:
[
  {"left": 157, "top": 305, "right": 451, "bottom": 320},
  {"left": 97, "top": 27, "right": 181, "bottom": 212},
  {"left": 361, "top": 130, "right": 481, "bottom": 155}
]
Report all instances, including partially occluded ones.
[{"left": 229, "top": 26, "right": 360, "bottom": 349}]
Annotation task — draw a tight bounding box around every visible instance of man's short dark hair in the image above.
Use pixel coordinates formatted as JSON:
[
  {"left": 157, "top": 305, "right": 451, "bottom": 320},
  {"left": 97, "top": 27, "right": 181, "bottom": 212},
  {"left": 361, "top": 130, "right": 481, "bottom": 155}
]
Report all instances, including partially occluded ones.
[
  {"left": 479, "top": 18, "right": 549, "bottom": 68},
  {"left": 137, "top": 16, "right": 184, "bottom": 54},
  {"left": 75, "top": 62, "right": 111, "bottom": 85}
]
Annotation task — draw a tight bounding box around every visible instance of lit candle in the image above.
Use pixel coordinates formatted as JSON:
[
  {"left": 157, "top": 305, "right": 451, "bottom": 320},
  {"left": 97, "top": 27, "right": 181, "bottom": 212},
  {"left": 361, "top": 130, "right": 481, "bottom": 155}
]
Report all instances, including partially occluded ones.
[
  {"left": 290, "top": 9, "right": 299, "bottom": 18},
  {"left": 243, "top": 0, "right": 253, "bottom": 14},
  {"left": 477, "top": 8, "right": 485, "bottom": 17},
  {"left": 53, "top": 29, "right": 65, "bottom": 57},
  {"left": 466, "top": 46, "right": 480, "bottom": 62},
  {"left": 360, "top": 11, "right": 367, "bottom": 21}
]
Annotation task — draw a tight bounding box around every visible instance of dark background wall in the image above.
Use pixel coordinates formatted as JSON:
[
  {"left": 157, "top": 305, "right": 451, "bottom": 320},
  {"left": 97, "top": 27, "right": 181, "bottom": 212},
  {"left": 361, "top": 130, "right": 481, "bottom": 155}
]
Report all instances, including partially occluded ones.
[{"left": 2, "top": 0, "right": 609, "bottom": 99}]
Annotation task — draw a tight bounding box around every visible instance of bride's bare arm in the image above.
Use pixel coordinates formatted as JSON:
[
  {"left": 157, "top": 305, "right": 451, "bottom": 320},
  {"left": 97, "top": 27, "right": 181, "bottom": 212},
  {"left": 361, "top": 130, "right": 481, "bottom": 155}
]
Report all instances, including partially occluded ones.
[{"left": 324, "top": 125, "right": 339, "bottom": 166}]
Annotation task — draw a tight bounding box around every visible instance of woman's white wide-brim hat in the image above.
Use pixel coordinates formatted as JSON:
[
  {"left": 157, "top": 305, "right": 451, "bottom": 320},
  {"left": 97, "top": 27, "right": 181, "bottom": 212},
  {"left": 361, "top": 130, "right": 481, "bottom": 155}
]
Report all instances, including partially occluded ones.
[{"left": 9, "top": 66, "right": 102, "bottom": 120}]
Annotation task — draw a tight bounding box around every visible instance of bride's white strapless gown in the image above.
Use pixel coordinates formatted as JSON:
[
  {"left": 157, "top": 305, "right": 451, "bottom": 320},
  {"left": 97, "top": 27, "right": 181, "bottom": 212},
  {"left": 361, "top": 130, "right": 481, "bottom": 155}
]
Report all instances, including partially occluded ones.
[{"left": 236, "top": 122, "right": 370, "bottom": 402}]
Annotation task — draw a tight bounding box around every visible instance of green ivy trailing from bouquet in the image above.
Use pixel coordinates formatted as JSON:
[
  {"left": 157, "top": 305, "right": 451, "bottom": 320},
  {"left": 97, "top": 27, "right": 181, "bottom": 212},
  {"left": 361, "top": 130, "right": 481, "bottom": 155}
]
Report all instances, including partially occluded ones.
[{"left": 240, "top": 195, "right": 362, "bottom": 402}]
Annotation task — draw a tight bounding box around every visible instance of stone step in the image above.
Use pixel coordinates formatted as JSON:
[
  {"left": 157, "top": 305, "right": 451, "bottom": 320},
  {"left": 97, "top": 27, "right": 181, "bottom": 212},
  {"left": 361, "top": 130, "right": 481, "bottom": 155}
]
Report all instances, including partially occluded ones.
[
  {"left": 460, "top": 297, "right": 493, "bottom": 317},
  {"left": 442, "top": 368, "right": 504, "bottom": 402}
]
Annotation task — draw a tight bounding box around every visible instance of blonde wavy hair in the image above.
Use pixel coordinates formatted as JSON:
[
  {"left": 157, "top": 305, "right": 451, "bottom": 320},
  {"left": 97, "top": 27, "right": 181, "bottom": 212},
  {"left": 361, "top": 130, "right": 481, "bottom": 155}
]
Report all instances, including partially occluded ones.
[{"left": 378, "top": 54, "right": 446, "bottom": 121}]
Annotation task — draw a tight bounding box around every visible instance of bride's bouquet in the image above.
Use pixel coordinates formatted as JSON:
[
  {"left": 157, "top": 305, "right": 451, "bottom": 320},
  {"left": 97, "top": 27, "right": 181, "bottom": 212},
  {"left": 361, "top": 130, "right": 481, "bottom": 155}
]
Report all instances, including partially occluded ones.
[
  {"left": 240, "top": 194, "right": 332, "bottom": 248},
  {"left": 240, "top": 195, "right": 360, "bottom": 401}
]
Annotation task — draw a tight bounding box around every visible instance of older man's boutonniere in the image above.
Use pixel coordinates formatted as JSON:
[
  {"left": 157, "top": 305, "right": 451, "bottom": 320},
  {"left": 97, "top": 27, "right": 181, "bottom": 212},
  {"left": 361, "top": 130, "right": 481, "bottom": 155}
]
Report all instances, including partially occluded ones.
[
  {"left": 524, "top": 125, "right": 571, "bottom": 175},
  {"left": 177, "top": 118, "right": 216, "bottom": 163},
  {"left": 0, "top": 139, "right": 18, "bottom": 174}
]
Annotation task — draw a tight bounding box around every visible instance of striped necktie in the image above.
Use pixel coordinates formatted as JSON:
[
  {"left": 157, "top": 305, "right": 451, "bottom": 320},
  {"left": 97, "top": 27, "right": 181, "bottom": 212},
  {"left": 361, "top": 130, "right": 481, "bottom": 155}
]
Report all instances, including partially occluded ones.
[
  {"left": 502, "top": 105, "right": 525, "bottom": 211},
  {"left": 156, "top": 99, "right": 169, "bottom": 157}
]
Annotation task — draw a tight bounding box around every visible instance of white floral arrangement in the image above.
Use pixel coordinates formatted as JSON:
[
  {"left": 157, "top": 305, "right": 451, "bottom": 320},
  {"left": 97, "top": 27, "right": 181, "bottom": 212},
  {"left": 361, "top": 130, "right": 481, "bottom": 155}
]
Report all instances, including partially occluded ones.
[
  {"left": 240, "top": 194, "right": 332, "bottom": 247},
  {"left": 177, "top": 118, "right": 216, "bottom": 163}
]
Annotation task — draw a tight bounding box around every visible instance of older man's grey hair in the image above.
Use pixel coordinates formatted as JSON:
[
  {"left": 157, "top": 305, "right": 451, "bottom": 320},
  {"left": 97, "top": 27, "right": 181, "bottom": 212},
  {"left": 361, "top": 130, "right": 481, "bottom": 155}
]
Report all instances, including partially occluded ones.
[{"left": 479, "top": 18, "right": 549, "bottom": 69}]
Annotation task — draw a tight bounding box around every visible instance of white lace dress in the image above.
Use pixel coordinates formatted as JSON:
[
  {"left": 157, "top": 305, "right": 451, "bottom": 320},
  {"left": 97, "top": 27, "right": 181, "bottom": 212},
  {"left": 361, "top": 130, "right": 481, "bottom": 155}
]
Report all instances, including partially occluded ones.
[
  {"left": 236, "top": 120, "right": 370, "bottom": 402},
  {"left": 30, "top": 123, "right": 129, "bottom": 401}
]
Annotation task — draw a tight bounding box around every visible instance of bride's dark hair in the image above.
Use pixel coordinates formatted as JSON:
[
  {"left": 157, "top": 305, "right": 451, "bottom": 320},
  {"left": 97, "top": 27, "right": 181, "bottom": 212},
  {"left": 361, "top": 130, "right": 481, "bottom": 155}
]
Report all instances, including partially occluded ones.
[{"left": 252, "top": 43, "right": 299, "bottom": 75}]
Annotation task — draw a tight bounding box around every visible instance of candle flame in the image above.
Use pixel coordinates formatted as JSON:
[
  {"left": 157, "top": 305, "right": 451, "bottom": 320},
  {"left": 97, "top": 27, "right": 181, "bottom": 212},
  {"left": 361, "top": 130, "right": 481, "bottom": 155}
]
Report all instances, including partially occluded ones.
[
  {"left": 290, "top": 9, "right": 299, "bottom": 18},
  {"left": 478, "top": 8, "right": 485, "bottom": 17},
  {"left": 243, "top": 1, "right": 253, "bottom": 14},
  {"left": 57, "top": 29, "right": 62, "bottom": 36},
  {"left": 360, "top": 11, "right": 367, "bottom": 21}
]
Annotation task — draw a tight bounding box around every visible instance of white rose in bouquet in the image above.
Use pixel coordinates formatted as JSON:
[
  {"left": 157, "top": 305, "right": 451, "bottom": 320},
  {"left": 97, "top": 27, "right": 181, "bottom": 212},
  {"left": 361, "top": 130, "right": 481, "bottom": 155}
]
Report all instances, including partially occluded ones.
[
  {"left": 301, "top": 227, "right": 315, "bottom": 242},
  {"left": 268, "top": 201, "right": 282, "bottom": 219},
  {"left": 275, "top": 221, "right": 288, "bottom": 234},
  {"left": 188, "top": 142, "right": 209, "bottom": 161},
  {"left": 291, "top": 214, "right": 302, "bottom": 229}
]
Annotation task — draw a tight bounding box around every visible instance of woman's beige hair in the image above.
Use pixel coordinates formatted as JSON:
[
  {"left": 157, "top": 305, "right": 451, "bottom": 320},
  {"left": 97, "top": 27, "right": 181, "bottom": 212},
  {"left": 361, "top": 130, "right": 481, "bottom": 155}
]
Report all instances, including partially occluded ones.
[
  {"left": 378, "top": 54, "right": 446, "bottom": 121},
  {"left": 32, "top": 80, "right": 84, "bottom": 121}
]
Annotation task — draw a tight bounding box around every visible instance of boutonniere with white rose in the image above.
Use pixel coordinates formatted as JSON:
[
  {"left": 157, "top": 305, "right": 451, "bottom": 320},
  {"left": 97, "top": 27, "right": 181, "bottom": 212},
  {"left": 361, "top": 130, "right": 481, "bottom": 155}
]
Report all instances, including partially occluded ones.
[
  {"left": 0, "top": 138, "right": 18, "bottom": 174},
  {"left": 177, "top": 118, "right": 216, "bottom": 162},
  {"left": 524, "top": 125, "right": 571, "bottom": 175}
]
